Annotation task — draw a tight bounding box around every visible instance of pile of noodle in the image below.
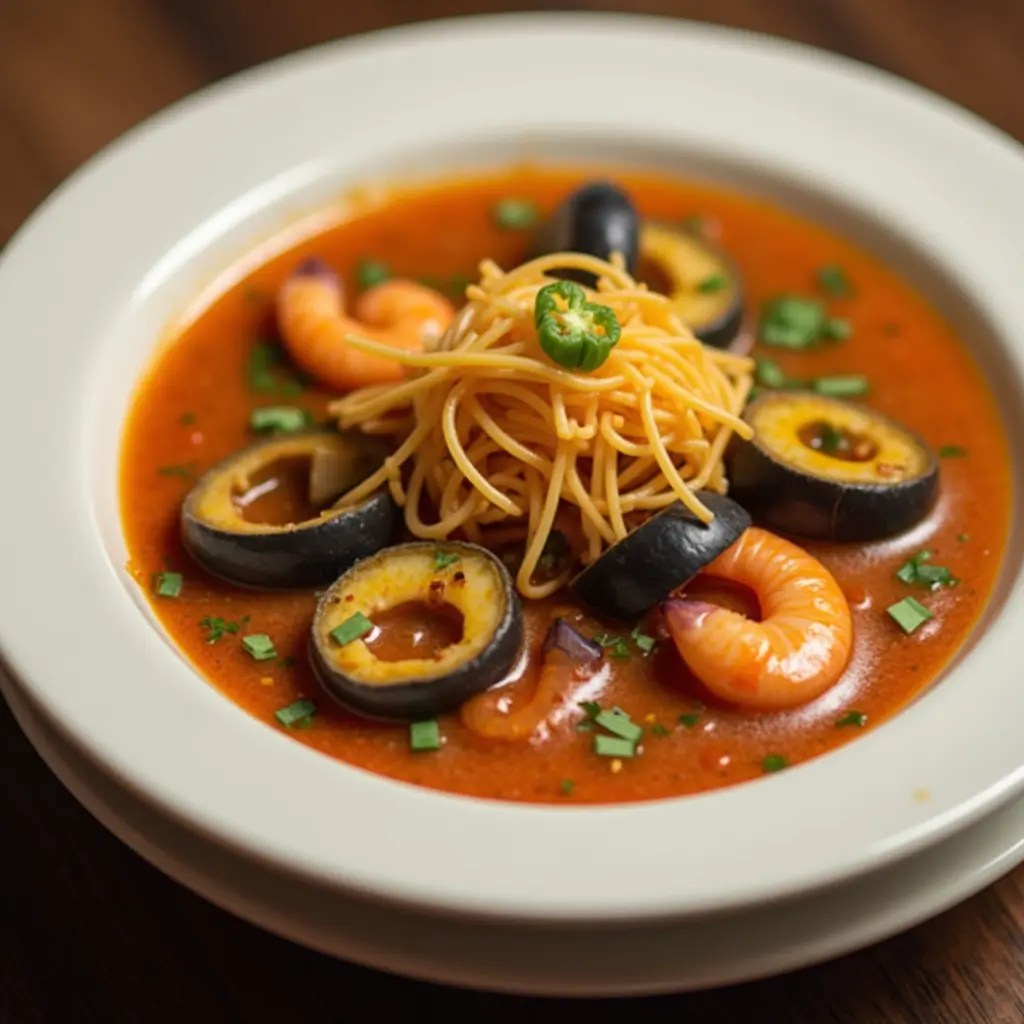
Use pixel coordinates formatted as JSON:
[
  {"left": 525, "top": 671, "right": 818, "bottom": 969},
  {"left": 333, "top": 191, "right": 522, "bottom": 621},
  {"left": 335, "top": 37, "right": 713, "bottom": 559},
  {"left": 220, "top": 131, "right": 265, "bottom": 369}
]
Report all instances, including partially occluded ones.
[{"left": 328, "top": 252, "right": 754, "bottom": 599}]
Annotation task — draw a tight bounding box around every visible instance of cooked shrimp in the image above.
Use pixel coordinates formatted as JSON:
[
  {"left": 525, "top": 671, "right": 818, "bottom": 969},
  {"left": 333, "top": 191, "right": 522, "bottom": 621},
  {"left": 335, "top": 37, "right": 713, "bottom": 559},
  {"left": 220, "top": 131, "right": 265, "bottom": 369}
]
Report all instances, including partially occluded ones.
[
  {"left": 276, "top": 258, "right": 455, "bottom": 392},
  {"left": 461, "top": 649, "right": 580, "bottom": 741},
  {"left": 664, "top": 527, "right": 852, "bottom": 710}
]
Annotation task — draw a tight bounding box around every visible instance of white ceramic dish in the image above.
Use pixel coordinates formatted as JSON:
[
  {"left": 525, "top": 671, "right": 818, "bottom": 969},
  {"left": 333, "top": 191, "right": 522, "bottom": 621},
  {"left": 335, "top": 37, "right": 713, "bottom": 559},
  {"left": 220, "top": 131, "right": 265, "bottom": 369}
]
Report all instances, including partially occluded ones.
[
  {"left": 5, "top": 665, "right": 1024, "bottom": 996},
  {"left": 0, "top": 13, "right": 1022, "bottom": 929}
]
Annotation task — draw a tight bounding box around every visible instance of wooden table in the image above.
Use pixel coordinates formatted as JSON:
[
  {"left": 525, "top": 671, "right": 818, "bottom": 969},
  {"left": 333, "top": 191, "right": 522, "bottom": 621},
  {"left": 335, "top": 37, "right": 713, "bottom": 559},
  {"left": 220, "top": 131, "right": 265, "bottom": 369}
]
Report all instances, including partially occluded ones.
[{"left": 2, "top": 1, "right": 1022, "bottom": 1020}]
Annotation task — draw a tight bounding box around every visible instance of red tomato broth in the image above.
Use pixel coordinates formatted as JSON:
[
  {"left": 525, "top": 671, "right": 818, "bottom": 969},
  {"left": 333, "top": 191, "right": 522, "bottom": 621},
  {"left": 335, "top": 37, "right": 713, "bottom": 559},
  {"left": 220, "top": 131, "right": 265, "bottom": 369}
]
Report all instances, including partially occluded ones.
[{"left": 119, "top": 165, "right": 1011, "bottom": 804}]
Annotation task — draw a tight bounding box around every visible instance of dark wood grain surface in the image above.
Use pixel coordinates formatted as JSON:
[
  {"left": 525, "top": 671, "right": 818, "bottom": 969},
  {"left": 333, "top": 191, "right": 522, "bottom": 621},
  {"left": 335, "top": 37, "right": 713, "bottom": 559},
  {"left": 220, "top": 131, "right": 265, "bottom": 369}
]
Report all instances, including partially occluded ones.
[{"left": 2, "top": 1, "right": 1023, "bottom": 1021}]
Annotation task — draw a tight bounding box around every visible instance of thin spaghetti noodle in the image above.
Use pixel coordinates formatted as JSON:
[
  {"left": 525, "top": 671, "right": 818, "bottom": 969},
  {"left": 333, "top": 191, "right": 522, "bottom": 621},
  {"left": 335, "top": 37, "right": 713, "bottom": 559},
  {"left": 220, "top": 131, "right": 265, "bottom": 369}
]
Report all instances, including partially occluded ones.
[{"left": 328, "top": 252, "right": 754, "bottom": 599}]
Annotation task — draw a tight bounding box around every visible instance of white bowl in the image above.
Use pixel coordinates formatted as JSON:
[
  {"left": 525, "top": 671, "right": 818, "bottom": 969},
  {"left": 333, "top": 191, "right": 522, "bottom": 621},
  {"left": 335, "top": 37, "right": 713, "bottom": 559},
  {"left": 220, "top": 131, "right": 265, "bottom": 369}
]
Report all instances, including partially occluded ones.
[{"left": 0, "top": 13, "right": 1022, "bottom": 928}]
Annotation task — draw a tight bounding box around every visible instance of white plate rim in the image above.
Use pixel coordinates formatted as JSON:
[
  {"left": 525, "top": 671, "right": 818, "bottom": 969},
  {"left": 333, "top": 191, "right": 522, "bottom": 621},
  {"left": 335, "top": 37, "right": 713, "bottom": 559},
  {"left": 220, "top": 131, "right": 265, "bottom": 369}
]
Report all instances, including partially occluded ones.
[{"left": 0, "top": 12, "right": 1023, "bottom": 925}]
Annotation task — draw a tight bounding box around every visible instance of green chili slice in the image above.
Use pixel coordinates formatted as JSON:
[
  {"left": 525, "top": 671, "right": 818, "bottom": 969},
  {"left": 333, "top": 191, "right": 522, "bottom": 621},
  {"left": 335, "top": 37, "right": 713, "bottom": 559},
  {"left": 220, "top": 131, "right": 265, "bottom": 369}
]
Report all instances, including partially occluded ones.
[{"left": 534, "top": 280, "right": 621, "bottom": 372}]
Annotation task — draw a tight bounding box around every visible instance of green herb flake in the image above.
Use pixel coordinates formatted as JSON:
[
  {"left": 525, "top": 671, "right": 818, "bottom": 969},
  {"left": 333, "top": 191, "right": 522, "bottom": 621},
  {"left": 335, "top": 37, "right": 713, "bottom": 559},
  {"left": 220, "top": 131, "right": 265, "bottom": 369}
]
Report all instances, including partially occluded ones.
[
  {"left": 896, "top": 550, "right": 958, "bottom": 590},
  {"left": 330, "top": 612, "right": 375, "bottom": 647},
  {"left": 649, "top": 723, "right": 671, "bottom": 738},
  {"left": 836, "top": 710, "right": 868, "bottom": 728},
  {"left": 594, "top": 734, "right": 637, "bottom": 759},
  {"left": 594, "top": 709, "right": 643, "bottom": 743},
  {"left": 242, "top": 633, "right": 277, "bottom": 661},
  {"left": 198, "top": 616, "right": 241, "bottom": 644},
  {"left": 887, "top": 596, "right": 933, "bottom": 635},
  {"left": 697, "top": 273, "right": 727, "bottom": 294},
  {"left": 939, "top": 445, "right": 969, "bottom": 458},
  {"left": 274, "top": 699, "right": 316, "bottom": 729},
  {"left": 179, "top": 412, "right": 197, "bottom": 426},
  {"left": 630, "top": 627, "right": 656, "bottom": 655},
  {"left": 817, "top": 264, "right": 852, "bottom": 297},
  {"left": 410, "top": 720, "right": 442, "bottom": 752},
  {"left": 434, "top": 550, "right": 461, "bottom": 571},
  {"left": 762, "top": 754, "right": 789, "bottom": 773},
  {"left": 152, "top": 571, "right": 183, "bottom": 598},
  {"left": 559, "top": 778, "right": 576, "bottom": 796},
  {"left": 758, "top": 295, "right": 827, "bottom": 349},
  {"left": 822, "top": 318, "right": 853, "bottom": 341},
  {"left": 356, "top": 258, "right": 391, "bottom": 290},
  {"left": 493, "top": 198, "right": 540, "bottom": 231},
  {"left": 250, "top": 406, "right": 312, "bottom": 434},
  {"left": 539, "top": 529, "right": 569, "bottom": 569},
  {"left": 677, "top": 712, "right": 702, "bottom": 729},
  {"left": 247, "top": 342, "right": 279, "bottom": 393},
  {"left": 593, "top": 633, "right": 630, "bottom": 659},
  {"left": 278, "top": 655, "right": 297, "bottom": 668},
  {"left": 958, "top": 533, "right": 972, "bottom": 543},
  {"left": 817, "top": 423, "right": 845, "bottom": 455},
  {"left": 157, "top": 463, "right": 195, "bottom": 479},
  {"left": 578, "top": 700, "right": 601, "bottom": 719},
  {"left": 812, "top": 374, "right": 869, "bottom": 398},
  {"left": 755, "top": 357, "right": 791, "bottom": 389}
]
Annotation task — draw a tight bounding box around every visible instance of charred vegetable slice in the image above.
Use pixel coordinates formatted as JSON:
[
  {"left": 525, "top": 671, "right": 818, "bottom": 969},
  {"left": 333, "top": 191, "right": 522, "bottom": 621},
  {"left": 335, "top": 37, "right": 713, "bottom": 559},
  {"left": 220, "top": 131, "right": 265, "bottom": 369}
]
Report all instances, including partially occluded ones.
[
  {"left": 727, "top": 393, "right": 939, "bottom": 541},
  {"left": 309, "top": 542, "right": 523, "bottom": 721},
  {"left": 570, "top": 493, "right": 751, "bottom": 621},
  {"left": 181, "top": 430, "right": 395, "bottom": 589},
  {"left": 530, "top": 181, "right": 640, "bottom": 282},
  {"left": 638, "top": 222, "right": 745, "bottom": 350}
]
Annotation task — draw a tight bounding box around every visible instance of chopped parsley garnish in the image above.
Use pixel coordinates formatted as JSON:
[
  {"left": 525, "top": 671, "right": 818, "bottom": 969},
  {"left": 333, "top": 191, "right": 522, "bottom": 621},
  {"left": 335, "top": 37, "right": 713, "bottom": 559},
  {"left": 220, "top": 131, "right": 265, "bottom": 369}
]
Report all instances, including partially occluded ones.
[
  {"left": 816, "top": 423, "right": 845, "bottom": 455},
  {"left": 594, "top": 709, "right": 643, "bottom": 743},
  {"left": 242, "top": 634, "right": 277, "bottom": 661},
  {"left": 410, "top": 720, "right": 442, "bottom": 752},
  {"left": 198, "top": 616, "right": 242, "bottom": 644},
  {"left": 821, "top": 318, "right": 852, "bottom": 341},
  {"left": 249, "top": 406, "right": 313, "bottom": 434},
  {"left": 151, "top": 571, "right": 183, "bottom": 598},
  {"left": 578, "top": 700, "right": 601, "bottom": 719},
  {"left": 895, "top": 550, "right": 958, "bottom": 590},
  {"left": 697, "top": 273, "right": 728, "bottom": 294},
  {"left": 274, "top": 699, "right": 316, "bottom": 729},
  {"left": 887, "top": 596, "right": 933, "bottom": 635},
  {"left": 330, "top": 612, "right": 374, "bottom": 646},
  {"left": 755, "top": 356, "right": 791, "bottom": 389},
  {"left": 758, "top": 296, "right": 827, "bottom": 349},
  {"left": 179, "top": 411, "right": 197, "bottom": 426},
  {"left": 157, "top": 463, "right": 195, "bottom": 479},
  {"left": 816, "top": 264, "right": 852, "bottom": 297},
  {"left": 247, "top": 341, "right": 279, "bottom": 392},
  {"left": 649, "top": 723, "right": 671, "bottom": 738},
  {"left": 958, "top": 533, "right": 972, "bottom": 543},
  {"left": 594, "top": 735, "right": 636, "bottom": 759},
  {"left": 434, "top": 550, "right": 462, "bottom": 571},
  {"left": 559, "top": 778, "right": 576, "bottom": 796},
  {"left": 592, "top": 633, "right": 631, "bottom": 659},
  {"left": 677, "top": 712, "right": 702, "bottom": 728},
  {"left": 493, "top": 198, "right": 540, "bottom": 230},
  {"left": 812, "top": 374, "right": 869, "bottom": 398},
  {"left": 356, "top": 258, "right": 391, "bottom": 290},
  {"left": 762, "top": 754, "right": 789, "bottom": 773},
  {"left": 630, "top": 627, "right": 656, "bottom": 655},
  {"left": 836, "top": 710, "right": 868, "bottom": 728},
  {"left": 939, "top": 445, "right": 969, "bottom": 458},
  {"left": 246, "top": 341, "right": 306, "bottom": 397}
]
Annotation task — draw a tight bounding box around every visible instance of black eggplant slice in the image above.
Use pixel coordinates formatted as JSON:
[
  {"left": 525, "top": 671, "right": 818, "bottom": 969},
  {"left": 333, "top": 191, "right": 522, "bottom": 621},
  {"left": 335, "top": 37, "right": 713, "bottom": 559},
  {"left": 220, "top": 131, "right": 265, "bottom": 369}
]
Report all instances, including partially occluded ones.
[
  {"left": 570, "top": 492, "right": 752, "bottom": 622},
  {"left": 726, "top": 392, "right": 939, "bottom": 541},
  {"left": 181, "top": 430, "right": 395, "bottom": 589},
  {"left": 309, "top": 541, "right": 523, "bottom": 721},
  {"left": 531, "top": 181, "right": 640, "bottom": 282},
  {"left": 639, "top": 222, "right": 745, "bottom": 350}
]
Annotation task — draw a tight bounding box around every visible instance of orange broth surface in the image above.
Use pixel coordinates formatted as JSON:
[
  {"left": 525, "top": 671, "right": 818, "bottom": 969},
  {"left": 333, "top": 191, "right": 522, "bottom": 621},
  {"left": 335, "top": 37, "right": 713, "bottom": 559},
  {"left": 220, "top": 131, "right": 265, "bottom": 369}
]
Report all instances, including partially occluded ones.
[{"left": 120, "top": 166, "right": 1011, "bottom": 804}]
